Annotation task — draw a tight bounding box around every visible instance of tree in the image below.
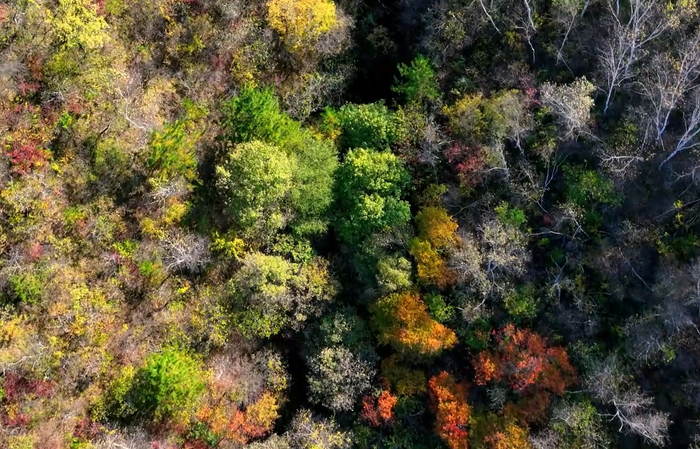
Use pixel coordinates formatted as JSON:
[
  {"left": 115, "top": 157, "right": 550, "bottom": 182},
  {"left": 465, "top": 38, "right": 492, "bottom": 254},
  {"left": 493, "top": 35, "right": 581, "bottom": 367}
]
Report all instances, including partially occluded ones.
[
  {"left": 131, "top": 348, "right": 206, "bottom": 423},
  {"left": 307, "top": 346, "right": 375, "bottom": 412},
  {"left": 216, "top": 140, "right": 293, "bottom": 239},
  {"left": 551, "top": 0, "right": 592, "bottom": 63},
  {"left": 659, "top": 87, "right": 700, "bottom": 168},
  {"left": 286, "top": 409, "right": 352, "bottom": 449},
  {"left": 585, "top": 355, "right": 670, "bottom": 446},
  {"left": 393, "top": 55, "right": 440, "bottom": 105},
  {"left": 220, "top": 87, "right": 304, "bottom": 148},
  {"left": 267, "top": 0, "right": 341, "bottom": 53},
  {"left": 334, "top": 148, "right": 411, "bottom": 246},
  {"left": 428, "top": 372, "right": 471, "bottom": 449},
  {"left": 52, "top": 0, "right": 110, "bottom": 51},
  {"left": 539, "top": 78, "right": 595, "bottom": 139},
  {"left": 330, "top": 102, "right": 403, "bottom": 151},
  {"left": 229, "top": 252, "right": 295, "bottom": 338},
  {"left": 370, "top": 291, "right": 457, "bottom": 358},
  {"left": 361, "top": 390, "right": 398, "bottom": 427},
  {"left": 529, "top": 399, "right": 610, "bottom": 449},
  {"left": 637, "top": 33, "right": 700, "bottom": 142},
  {"left": 598, "top": 0, "right": 673, "bottom": 112},
  {"left": 474, "top": 325, "right": 576, "bottom": 422}
]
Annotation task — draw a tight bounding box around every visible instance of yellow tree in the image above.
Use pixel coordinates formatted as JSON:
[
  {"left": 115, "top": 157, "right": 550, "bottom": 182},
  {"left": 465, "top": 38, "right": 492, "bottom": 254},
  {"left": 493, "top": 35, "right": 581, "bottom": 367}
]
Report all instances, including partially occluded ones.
[{"left": 267, "top": 0, "right": 340, "bottom": 53}]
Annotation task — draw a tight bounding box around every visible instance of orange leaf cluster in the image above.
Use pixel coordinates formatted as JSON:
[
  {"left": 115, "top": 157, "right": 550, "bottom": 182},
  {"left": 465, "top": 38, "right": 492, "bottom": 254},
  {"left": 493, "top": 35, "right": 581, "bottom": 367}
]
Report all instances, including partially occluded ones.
[
  {"left": 428, "top": 372, "right": 471, "bottom": 449},
  {"left": 197, "top": 391, "right": 279, "bottom": 443},
  {"left": 473, "top": 324, "right": 576, "bottom": 423},
  {"left": 361, "top": 390, "right": 398, "bottom": 427},
  {"left": 372, "top": 292, "right": 457, "bottom": 358},
  {"left": 409, "top": 207, "right": 459, "bottom": 287}
]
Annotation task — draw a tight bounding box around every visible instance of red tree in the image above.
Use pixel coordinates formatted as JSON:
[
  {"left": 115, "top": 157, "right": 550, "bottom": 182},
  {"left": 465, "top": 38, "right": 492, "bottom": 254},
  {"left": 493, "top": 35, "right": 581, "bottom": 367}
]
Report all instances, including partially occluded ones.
[
  {"left": 428, "top": 372, "right": 471, "bottom": 449},
  {"left": 473, "top": 324, "right": 576, "bottom": 423}
]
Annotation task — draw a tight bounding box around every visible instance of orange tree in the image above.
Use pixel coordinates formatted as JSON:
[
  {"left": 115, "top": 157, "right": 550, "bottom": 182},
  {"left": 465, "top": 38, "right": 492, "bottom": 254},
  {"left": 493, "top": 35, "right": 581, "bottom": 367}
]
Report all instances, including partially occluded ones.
[
  {"left": 370, "top": 291, "right": 457, "bottom": 359},
  {"left": 428, "top": 372, "right": 471, "bottom": 449},
  {"left": 473, "top": 324, "right": 576, "bottom": 423}
]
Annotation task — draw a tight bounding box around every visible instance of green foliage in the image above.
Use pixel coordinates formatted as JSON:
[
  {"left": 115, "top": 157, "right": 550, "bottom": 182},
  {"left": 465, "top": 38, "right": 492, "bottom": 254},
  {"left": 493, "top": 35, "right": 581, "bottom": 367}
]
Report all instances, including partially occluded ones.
[
  {"left": 221, "top": 86, "right": 302, "bottom": 147},
  {"left": 333, "top": 103, "right": 402, "bottom": 150},
  {"left": 425, "top": 293, "right": 455, "bottom": 323},
  {"left": 229, "top": 252, "right": 295, "bottom": 338},
  {"left": 503, "top": 284, "right": 539, "bottom": 320},
  {"left": 334, "top": 148, "right": 411, "bottom": 246},
  {"left": 393, "top": 55, "right": 439, "bottom": 105},
  {"left": 288, "top": 138, "right": 338, "bottom": 236},
  {"left": 146, "top": 101, "right": 206, "bottom": 183},
  {"left": 220, "top": 87, "right": 337, "bottom": 237},
  {"left": 131, "top": 348, "right": 205, "bottom": 422},
  {"left": 564, "top": 165, "right": 622, "bottom": 207},
  {"left": 376, "top": 254, "right": 414, "bottom": 294},
  {"left": 495, "top": 202, "right": 527, "bottom": 229},
  {"left": 7, "top": 271, "right": 44, "bottom": 305},
  {"left": 216, "top": 140, "right": 293, "bottom": 238}
]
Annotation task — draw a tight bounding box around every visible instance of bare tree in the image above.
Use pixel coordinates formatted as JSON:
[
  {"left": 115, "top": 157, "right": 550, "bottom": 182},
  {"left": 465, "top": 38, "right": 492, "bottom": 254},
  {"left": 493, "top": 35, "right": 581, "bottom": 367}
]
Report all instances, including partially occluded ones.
[
  {"left": 162, "top": 230, "right": 211, "bottom": 273},
  {"left": 660, "top": 88, "right": 700, "bottom": 168},
  {"left": 637, "top": 33, "right": 700, "bottom": 141},
  {"left": 540, "top": 77, "right": 595, "bottom": 139},
  {"left": 599, "top": 0, "right": 671, "bottom": 112},
  {"left": 551, "top": 0, "right": 593, "bottom": 63},
  {"left": 587, "top": 355, "right": 670, "bottom": 446}
]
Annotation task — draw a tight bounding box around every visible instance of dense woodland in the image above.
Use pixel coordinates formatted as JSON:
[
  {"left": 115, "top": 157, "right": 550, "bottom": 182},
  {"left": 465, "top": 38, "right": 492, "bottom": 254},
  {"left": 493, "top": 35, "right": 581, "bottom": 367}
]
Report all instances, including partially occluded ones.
[{"left": 7, "top": 0, "right": 700, "bottom": 448}]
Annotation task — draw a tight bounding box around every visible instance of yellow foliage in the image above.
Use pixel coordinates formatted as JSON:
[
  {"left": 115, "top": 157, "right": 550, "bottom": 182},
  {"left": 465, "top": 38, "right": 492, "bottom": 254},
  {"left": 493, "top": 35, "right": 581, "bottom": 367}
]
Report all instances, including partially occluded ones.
[
  {"left": 267, "top": 0, "right": 339, "bottom": 51},
  {"left": 50, "top": 0, "right": 110, "bottom": 50}
]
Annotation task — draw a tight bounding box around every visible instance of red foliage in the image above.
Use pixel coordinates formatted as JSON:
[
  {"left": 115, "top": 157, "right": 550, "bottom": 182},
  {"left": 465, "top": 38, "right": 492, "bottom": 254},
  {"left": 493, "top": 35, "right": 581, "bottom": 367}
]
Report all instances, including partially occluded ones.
[
  {"left": 445, "top": 143, "right": 486, "bottom": 188},
  {"left": 361, "top": 390, "right": 398, "bottom": 427},
  {"left": 92, "top": 0, "right": 106, "bottom": 15},
  {"left": 73, "top": 418, "right": 104, "bottom": 441},
  {"left": 428, "top": 372, "right": 471, "bottom": 449},
  {"left": 3, "top": 411, "right": 30, "bottom": 428},
  {"left": 0, "top": 5, "right": 8, "bottom": 24},
  {"left": 2, "top": 373, "right": 55, "bottom": 404},
  {"left": 7, "top": 142, "right": 52, "bottom": 174},
  {"left": 473, "top": 325, "right": 576, "bottom": 423}
]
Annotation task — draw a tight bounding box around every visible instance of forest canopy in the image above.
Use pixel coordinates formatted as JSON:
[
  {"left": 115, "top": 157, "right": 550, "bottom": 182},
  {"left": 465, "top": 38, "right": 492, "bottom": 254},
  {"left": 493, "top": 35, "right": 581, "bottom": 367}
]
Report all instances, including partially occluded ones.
[{"left": 3, "top": 0, "right": 700, "bottom": 448}]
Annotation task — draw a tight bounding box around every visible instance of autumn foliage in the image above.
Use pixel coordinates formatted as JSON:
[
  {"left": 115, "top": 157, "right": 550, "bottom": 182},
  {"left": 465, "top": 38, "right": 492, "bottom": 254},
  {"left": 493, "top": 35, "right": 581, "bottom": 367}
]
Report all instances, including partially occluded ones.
[
  {"left": 409, "top": 207, "right": 459, "bottom": 287},
  {"left": 473, "top": 325, "right": 576, "bottom": 422},
  {"left": 371, "top": 291, "right": 457, "bottom": 358},
  {"left": 428, "top": 372, "right": 471, "bottom": 449},
  {"left": 361, "top": 390, "right": 398, "bottom": 427}
]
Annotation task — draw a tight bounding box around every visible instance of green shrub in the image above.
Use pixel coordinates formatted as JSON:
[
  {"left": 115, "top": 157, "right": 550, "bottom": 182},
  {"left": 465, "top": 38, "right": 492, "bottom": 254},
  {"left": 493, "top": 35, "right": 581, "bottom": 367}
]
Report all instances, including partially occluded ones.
[
  {"left": 425, "top": 293, "right": 455, "bottom": 323},
  {"left": 563, "top": 165, "right": 622, "bottom": 207},
  {"left": 393, "top": 55, "right": 439, "bottom": 105},
  {"left": 503, "top": 284, "right": 539, "bottom": 320},
  {"left": 494, "top": 202, "right": 527, "bottom": 229},
  {"left": 131, "top": 348, "right": 206, "bottom": 422},
  {"left": 8, "top": 272, "right": 44, "bottom": 305},
  {"left": 334, "top": 103, "right": 401, "bottom": 150}
]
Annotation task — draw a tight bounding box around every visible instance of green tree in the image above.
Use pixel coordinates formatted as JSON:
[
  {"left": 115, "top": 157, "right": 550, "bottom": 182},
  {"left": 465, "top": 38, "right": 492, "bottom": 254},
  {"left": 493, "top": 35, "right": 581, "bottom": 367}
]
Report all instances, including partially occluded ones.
[
  {"left": 307, "top": 346, "right": 375, "bottom": 412},
  {"left": 131, "top": 348, "right": 205, "bottom": 423},
  {"left": 334, "top": 148, "right": 411, "bottom": 246},
  {"left": 216, "top": 140, "right": 294, "bottom": 239},
  {"left": 220, "top": 86, "right": 303, "bottom": 148},
  {"left": 332, "top": 103, "right": 402, "bottom": 150},
  {"left": 393, "top": 55, "right": 439, "bottom": 105},
  {"left": 289, "top": 138, "right": 338, "bottom": 236},
  {"left": 229, "top": 252, "right": 295, "bottom": 338}
]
